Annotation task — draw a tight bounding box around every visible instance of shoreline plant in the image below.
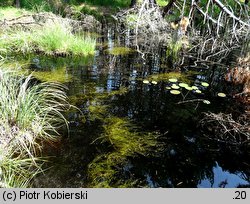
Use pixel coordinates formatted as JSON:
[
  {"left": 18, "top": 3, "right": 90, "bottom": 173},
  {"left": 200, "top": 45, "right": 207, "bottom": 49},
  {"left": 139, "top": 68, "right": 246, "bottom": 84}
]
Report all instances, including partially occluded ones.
[
  {"left": 0, "top": 69, "right": 68, "bottom": 187},
  {"left": 0, "top": 19, "right": 96, "bottom": 56}
]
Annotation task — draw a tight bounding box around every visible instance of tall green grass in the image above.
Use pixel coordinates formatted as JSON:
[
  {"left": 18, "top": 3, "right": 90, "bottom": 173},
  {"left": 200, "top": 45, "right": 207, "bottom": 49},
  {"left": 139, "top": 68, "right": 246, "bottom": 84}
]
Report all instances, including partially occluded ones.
[
  {"left": 0, "top": 7, "right": 32, "bottom": 20},
  {"left": 0, "top": 69, "right": 68, "bottom": 187},
  {"left": 70, "top": 0, "right": 130, "bottom": 8},
  {"left": 0, "top": 20, "right": 96, "bottom": 56}
]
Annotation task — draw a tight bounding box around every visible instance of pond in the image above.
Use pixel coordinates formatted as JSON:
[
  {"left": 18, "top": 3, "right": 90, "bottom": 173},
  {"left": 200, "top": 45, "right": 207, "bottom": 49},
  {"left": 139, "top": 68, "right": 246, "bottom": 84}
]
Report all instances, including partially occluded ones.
[{"left": 12, "top": 26, "right": 249, "bottom": 188}]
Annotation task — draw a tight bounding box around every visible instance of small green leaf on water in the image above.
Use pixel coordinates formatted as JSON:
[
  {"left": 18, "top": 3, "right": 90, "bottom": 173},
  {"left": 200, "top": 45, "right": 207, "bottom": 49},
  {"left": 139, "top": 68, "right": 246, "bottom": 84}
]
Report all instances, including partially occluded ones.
[
  {"left": 169, "top": 78, "right": 178, "bottom": 82},
  {"left": 185, "top": 86, "right": 193, "bottom": 91},
  {"left": 203, "top": 100, "right": 211, "bottom": 104},
  {"left": 166, "top": 86, "right": 171, "bottom": 90},
  {"left": 195, "top": 90, "right": 202, "bottom": 93},
  {"left": 171, "top": 84, "right": 180, "bottom": 89},
  {"left": 179, "top": 83, "right": 188, "bottom": 88},
  {"left": 218, "top": 92, "right": 226, "bottom": 97},
  {"left": 143, "top": 80, "right": 150, "bottom": 84},
  {"left": 201, "top": 82, "right": 209, "bottom": 87},
  {"left": 191, "top": 86, "right": 198, "bottom": 90},
  {"left": 170, "top": 90, "right": 181, "bottom": 95},
  {"left": 151, "top": 80, "right": 158, "bottom": 85}
]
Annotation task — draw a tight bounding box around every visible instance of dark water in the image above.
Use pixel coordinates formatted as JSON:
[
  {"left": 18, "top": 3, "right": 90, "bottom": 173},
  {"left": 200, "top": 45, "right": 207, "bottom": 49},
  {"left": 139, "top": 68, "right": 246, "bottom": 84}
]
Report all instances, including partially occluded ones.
[{"left": 25, "top": 27, "right": 250, "bottom": 188}]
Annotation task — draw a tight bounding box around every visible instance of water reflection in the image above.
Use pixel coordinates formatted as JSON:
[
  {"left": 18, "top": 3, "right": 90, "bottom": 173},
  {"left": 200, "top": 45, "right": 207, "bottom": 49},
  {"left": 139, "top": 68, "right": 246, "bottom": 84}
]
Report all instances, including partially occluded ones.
[
  {"left": 22, "top": 26, "right": 250, "bottom": 188},
  {"left": 198, "top": 162, "right": 249, "bottom": 188}
]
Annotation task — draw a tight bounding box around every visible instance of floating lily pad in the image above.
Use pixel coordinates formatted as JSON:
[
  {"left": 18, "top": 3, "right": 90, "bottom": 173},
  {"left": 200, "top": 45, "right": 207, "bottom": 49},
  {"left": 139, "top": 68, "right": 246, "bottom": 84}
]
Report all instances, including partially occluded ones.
[
  {"left": 179, "top": 83, "right": 189, "bottom": 88},
  {"left": 143, "top": 80, "right": 150, "bottom": 84},
  {"left": 151, "top": 80, "right": 158, "bottom": 85},
  {"left": 201, "top": 82, "right": 209, "bottom": 87},
  {"left": 185, "top": 86, "right": 193, "bottom": 91},
  {"left": 166, "top": 86, "right": 171, "bottom": 90},
  {"left": 171, "top": 84, "right": 180, "bottom": 89},
  {"left": 195, "top": 90, "right": 202, "bottom": 94},
  {"left": 191, "top": 86, "right": 198, "bottom": 90},
  {"left": 169, "top": 78, "right": 178, "bottom": 82},
  {"left": 203, "top": 100, "right": 211, "bottom": 104},
  {"left": 170, "top": 90, "right": 181, "bottom": 95},
  {"left": 218, "top": 92, "right": 226, "bottom": 97}
]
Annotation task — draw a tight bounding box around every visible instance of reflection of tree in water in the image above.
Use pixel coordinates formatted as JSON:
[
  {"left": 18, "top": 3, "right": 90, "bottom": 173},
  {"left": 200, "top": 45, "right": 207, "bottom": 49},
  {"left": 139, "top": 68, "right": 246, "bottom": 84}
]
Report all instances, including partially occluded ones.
[{"left": 32, "top": 21, "right": 249, "bottom": 187}]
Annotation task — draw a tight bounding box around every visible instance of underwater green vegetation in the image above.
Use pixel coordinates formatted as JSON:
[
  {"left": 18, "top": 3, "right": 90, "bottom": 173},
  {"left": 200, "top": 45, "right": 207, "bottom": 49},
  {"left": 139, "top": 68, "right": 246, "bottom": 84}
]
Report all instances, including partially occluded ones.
[
  {"left": 0, "top": 54, "right": 94, "bottom": 84},
  {"left": 67, "top": 81, "right": 165, "bottom": 187},
  {"left": 69, "top": 84, "right": 164, "bottom": 187},
  {"left": 88, "top": 116, "right": 165, "bottom": 187},
  {"left": 107, "top": 47, "right": 134, "bottom": 56},
  {"left": 145, "top": 71, "right": 193, "bottom": 83},
  {"left": 0, "top": 69, "right": 68, "bottom": 187},
  {"left": 32, "top": 66, "right": 73, "bottom": 83}
]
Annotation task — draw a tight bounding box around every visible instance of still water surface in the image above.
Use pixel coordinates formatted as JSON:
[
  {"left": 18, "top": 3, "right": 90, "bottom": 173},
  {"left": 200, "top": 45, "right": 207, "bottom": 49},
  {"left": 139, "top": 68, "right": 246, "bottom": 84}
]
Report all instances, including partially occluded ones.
[{"left": 27, "top": 27, "right": 250, "bottom": 187}]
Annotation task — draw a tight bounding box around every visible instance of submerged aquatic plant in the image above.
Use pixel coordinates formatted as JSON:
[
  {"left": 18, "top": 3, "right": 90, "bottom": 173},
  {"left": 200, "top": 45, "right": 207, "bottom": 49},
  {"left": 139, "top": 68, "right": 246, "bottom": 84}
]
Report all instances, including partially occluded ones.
[
  {"left": 88, "top": 116, "right": 164, "bottom": 187},
  {"left": 32, "top": 66, "right": 73, "bottom": 83},
  {"left": 107, "top": 47, "right": 134, "bottom": 56},
  {"left": 0, "top": 70, "right": 68, "bottom": 187}
]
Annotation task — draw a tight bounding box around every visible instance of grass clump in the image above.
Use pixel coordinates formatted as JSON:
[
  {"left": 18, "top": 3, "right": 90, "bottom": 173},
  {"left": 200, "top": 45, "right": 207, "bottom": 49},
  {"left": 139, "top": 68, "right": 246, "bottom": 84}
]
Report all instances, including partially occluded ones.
[
  {"left": 0, "top": 6, "right": 32, "bottom": 20},
  {"left": 0, "top": 69, "right": 68, "bottom": 187},
  {"left": 0, "top": 20, "right": 96, "bottom": 56},
  {"left": 71, "top": 0, "right": 130, "bottom": 8}
]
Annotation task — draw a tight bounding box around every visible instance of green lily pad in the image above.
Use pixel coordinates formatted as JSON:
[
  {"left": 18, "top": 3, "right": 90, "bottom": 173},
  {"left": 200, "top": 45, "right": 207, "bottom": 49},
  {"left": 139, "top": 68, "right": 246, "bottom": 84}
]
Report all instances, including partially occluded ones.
[
  {"left": 201, "top": 82, "right": 209, "bottom": 87},
  {"left": 179, "top": 83, "right": 189, "bottom": 88},
  {"left": 191, "top": 86, "right": 199, "bottom": 90},
  {"left": 169, "top": 78, "right": 178, "bottom": 82},
  {"left": 143, "top": 80, "right": 150, "bottom": 84},
  {"left": 151, "top": 80, "right": 158, "bottom": 85},
  {"left": 166, "top": 86, "right": 171, "bottom": 90},
  {"left": 195, "top": 90, "right": 202, "bottom": 94},
  {"left": 185, "top": 86, "right": 193, "bottom": 91},
  {"left": 171, "top": 84, "right": 180, "bottom": 89},
  {"left": 170, "top": 90, "right": 181, "bottom": 95},
  {"left": 218, "top": 92, "right": 226, "bottom": 97},
  {"left": 203, "top": 100, "right": 211, "bottom": 104}
]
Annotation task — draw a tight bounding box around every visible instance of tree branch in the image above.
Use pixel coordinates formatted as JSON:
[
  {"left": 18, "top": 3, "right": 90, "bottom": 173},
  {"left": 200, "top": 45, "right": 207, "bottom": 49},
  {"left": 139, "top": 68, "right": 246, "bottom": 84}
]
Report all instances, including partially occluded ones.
[{"left": 213, "top": 0, "right": 250, "bottom": 27}]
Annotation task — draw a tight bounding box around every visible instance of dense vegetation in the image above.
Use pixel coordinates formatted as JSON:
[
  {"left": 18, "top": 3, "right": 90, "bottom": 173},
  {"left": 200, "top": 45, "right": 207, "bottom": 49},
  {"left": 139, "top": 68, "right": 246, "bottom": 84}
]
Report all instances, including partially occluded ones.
[{"left": 0, "top": 0, "right": 249, "bottom": 187}]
